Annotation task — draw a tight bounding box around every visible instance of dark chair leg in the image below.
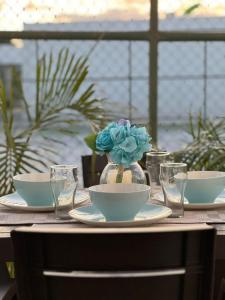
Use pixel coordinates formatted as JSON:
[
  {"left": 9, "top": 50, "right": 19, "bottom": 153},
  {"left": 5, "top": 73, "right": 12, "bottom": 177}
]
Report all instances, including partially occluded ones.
[
  {"left": 2, "top": 282, "right": 17, "bottom": 300},
  {"left": 0, "top": 262, "right": 17, "bottom": 300},
  {"left": 217, "top": 278, "right": 225, "bottom": 300}
]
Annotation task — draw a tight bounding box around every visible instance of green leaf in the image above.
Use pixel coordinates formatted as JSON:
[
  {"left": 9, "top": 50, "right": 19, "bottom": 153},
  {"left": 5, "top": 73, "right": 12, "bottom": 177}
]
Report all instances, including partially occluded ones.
[
  {"left": 184, "top": 3, "right": 200, "bottom": 15},
  {"left": 84, "top": 133, "right": 97, "bottom": 152}
]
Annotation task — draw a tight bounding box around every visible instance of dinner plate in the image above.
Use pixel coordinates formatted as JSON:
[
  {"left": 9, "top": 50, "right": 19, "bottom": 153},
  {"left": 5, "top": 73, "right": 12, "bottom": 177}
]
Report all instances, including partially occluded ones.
[
  {"left": 0, "top": 191, "right": 89, "bottom": 212},
  {"left": 155, "top": 191, "right": 225, "bottom": 210},
  {"left": 69, "top": 203, "right": 172, "bottom": 227}
]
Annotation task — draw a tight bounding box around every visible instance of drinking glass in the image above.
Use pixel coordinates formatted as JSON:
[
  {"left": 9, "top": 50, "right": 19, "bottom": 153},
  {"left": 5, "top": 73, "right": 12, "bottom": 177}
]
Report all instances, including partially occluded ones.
[
  {"left": 146, "top": 151, "right": 170, "bottom": 198},
  {"left": 50, "top": 165, "right": 78, "bottom": 219},
  {"left": 160, "top": 163, "right": 187, "bottom": 218}
]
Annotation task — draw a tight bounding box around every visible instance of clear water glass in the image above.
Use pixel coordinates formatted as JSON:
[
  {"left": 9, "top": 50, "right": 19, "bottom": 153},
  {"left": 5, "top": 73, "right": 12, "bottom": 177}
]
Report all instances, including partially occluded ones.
[
  {"left": 146, "top": 151, "right": 170, "bottom": 198},
  {"left": 50, "top": 165, "right": 78, "bottom": 219},
  {"left": 160, "top": 163, "right": 187, "bottom": 218}
]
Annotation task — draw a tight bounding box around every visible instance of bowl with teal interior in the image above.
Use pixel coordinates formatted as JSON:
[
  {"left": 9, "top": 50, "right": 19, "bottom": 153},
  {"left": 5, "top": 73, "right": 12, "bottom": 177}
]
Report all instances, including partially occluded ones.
[
  {"left": 185, "top": 171, "right": 225, "bottom": 204},
  {"left": 13, "top": 173, "right": 54, "bottom": 207},
  {"left": 88, "top": 183, "right": 150, "bottom": 221}
]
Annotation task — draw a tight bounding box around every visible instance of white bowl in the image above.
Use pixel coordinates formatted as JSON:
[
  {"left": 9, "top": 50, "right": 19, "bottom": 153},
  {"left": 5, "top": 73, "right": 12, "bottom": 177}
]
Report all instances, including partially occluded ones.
[
  {"left": 185, "top": 171, "right": 225, "bottom": 203},
  {"left": 13, "top": 173, "right": 54, "bottom": 206},
  {"left": 89, "top": 183, "right": 150, "bottom": 221}
]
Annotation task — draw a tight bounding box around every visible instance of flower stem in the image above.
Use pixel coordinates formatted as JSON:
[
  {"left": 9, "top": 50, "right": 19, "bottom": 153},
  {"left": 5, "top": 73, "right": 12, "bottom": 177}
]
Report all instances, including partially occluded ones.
[{"left": 116, "top": 165, "right": 124, "bottom": 183}]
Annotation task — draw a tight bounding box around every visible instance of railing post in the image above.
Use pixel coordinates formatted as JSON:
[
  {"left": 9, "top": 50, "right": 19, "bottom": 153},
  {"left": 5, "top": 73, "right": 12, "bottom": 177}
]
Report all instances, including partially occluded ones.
[
  {"left": 149, "top": 0, "right": 158, "bottom": 145},
  {"left": 128, "top": 41, "right": 132, "bottom": 121},
  {"left": 203, "top": 42, "right": 208, "bottom": 123}
]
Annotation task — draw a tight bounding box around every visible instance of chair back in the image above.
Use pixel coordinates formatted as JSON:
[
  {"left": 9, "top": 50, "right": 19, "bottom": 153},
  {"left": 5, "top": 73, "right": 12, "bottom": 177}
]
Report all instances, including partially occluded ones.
[
  {"left": 81, "top": 154, "right": 107, "bottom": 187},
  {"left": 11, "top": 225, "right": 215, "bottom": 300}
]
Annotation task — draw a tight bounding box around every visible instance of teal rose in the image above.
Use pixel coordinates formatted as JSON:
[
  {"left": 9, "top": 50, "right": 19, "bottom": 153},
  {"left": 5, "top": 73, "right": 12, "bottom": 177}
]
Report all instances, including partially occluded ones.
[
  {"left": 131, "top": 126, "right": 151, "bottom": 145},
  {"left": 119, "top": 136, "right": 137, "bottom": 153},
  {"left": 96, "top": 128, "right": 114, "bottom": 152},
  {"left": 96, "top": 120, "right": 151, "bottom": 167},
  {"left": 110, "top": 126, "right": 128, "bottom": 145},
  {"left": 110, "top": 146, "right": 134, "bottom": 167},
  {"left": 109, "top": 125, "right": 151, "bottom": 167}
]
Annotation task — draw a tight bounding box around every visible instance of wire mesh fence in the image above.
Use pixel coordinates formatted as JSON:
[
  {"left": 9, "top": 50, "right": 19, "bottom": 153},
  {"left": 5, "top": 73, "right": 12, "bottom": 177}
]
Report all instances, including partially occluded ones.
[
  {"left": 158, "top": 41, "right": 225, "bottom": 150},
  {"left": 1, "top": 38, "right": 225, "bottom": 154}
]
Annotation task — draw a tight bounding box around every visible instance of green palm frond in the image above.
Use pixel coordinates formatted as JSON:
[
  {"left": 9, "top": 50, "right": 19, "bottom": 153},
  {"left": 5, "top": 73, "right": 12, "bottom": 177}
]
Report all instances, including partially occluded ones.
[
  {"left": 35, "top": 48, "right": 104, "bottom": 129},
  {"left": 0, "top": 48, "right": 106, "bottom": 195},
  {"left": 174, "top": 114, "right": 225, "bottom": 171},
  {"left": 184, "top": 3, "right": 201, "bottom": 15}
]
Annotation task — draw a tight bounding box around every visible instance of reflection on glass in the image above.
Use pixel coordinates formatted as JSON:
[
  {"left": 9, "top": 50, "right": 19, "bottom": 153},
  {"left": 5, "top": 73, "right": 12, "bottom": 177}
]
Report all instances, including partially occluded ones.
[
  {"left": 146, "top": 151, "right": 170, "bottom": 198},
  {"left": 160, "top": 162, "right": 187, "bottom": 218},
  {"left": 50, "top": 165, "right": 78, "bottom": 219}
]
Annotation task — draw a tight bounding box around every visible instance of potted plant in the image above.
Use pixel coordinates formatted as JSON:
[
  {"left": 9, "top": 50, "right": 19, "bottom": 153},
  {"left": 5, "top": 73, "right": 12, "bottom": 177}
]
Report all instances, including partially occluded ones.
[{"left": 174, "top": 113, "right": 225, "bottom": 171}]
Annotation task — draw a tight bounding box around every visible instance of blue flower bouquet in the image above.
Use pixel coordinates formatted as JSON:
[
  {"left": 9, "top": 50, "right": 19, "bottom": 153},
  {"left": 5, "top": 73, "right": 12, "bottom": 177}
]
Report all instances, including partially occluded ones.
[{"left": 96, "top": 119, "right": 152, "bottom": 183}]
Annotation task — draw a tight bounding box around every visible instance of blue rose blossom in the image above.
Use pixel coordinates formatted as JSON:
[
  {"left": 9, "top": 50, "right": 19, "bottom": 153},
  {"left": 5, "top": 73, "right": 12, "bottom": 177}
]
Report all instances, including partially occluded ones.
[
  {"left": 110, "top": 126, "right": 127, "bottom": 145},
  {"left": 110, "top": 146, "right": 134, "bottom": 167},
  {"left": 131, "top": 126, "right": 150, "bottom": 145},
  {"left": 96, "top": 129, "right": 113, "bottom": 151},
  {"left": 119, "top": 136, "right": 137, "bottom": 153},
  {"left": 106, "top": 122, "right": 118, "bottom": 131},
  {"left": 96, "top": 119, "right": 151, "bottom": 167}
]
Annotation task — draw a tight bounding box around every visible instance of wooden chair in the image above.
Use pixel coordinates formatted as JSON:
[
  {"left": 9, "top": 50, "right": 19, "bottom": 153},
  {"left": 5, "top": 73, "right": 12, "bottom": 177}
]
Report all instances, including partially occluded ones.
[
  {"left": 81, "top": 154, "right": 107, "bottom": 187},
  {"left": 11, "top": 224, "right": 215, "bottom": 300},
  {"left": 217, "top": 278, "right": 225, "bottom": 300},
  {"left": 0, "top": 263, "right": 17, "bottom": 300}
]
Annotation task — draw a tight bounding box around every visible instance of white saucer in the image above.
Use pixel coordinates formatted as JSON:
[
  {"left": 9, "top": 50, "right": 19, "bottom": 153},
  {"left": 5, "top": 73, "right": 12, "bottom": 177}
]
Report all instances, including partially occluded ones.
[
  {"left": 0, "top": 191, "right": 89, "bottom": 212},
  {"left": 155, "top": 191, "right": 225, "bottom": 210},
  {"left": 69, "top": 203, "right": 172, "bottom": 227}
]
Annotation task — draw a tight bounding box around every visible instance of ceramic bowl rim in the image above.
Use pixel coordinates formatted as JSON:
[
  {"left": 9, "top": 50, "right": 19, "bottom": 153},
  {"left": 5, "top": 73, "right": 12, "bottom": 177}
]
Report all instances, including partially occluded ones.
[
  {"left": 13, "top": 173, "right": 50, "bottom": 183},
  {"left": 187, "top": 171, "right": 225, "bottom": 181},
  {"left": 89, "top": 183, "right": 150, "bottom": 194}
]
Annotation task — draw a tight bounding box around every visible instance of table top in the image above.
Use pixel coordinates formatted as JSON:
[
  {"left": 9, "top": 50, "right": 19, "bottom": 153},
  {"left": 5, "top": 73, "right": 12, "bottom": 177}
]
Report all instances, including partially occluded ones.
[
  {"left": 1, "top": 219, "right": 225, "bottom": 237},
  {"left": 1, "top": 195, "right": 225, "bottom": 238}
]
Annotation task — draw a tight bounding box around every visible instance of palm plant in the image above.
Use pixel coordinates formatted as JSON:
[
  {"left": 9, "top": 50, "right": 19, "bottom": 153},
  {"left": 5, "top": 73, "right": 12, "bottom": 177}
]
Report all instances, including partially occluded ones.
[
  {"left": 184, "top": 3, "right": 201, "bottom": 15},
  {"left": 0, "top": 48, "right": 105, "bottom": 196},
  {"left": 174, "top": 113, "right": 225, "bottom": 171}
]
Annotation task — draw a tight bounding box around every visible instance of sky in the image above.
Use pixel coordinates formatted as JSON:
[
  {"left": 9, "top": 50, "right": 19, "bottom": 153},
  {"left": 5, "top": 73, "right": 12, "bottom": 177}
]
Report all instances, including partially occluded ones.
[{"left": 0, "top": 0, "right": 225, "bottom": 30}]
